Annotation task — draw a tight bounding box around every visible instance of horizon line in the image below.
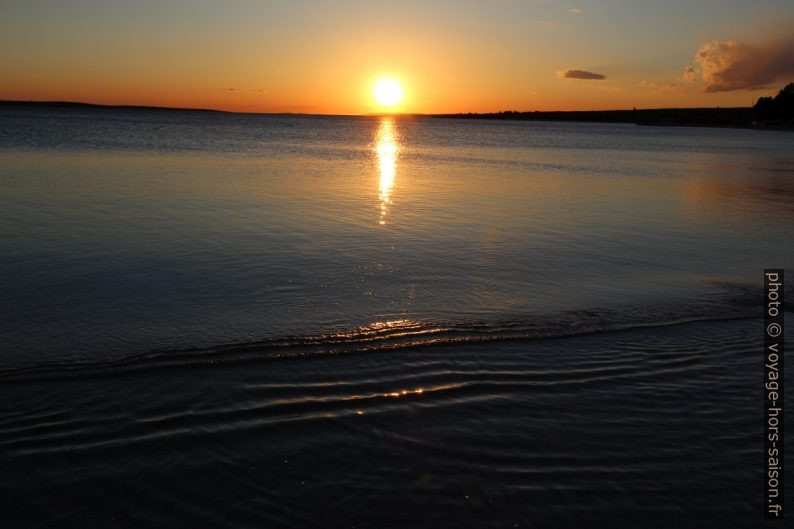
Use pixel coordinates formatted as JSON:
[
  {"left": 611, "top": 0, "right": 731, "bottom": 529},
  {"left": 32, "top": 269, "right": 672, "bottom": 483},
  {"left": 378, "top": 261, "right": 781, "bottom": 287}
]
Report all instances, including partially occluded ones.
[{"left": 0, "top": 99, "right": 753, "bottom": 117}]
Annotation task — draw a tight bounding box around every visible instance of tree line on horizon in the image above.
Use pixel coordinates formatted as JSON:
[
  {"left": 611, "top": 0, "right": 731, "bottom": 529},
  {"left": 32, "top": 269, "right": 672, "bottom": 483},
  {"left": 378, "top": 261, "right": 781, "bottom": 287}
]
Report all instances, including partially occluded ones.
[
  {"left": 437, "top": 82, "right": 794, "bottom": 129},
  {"left": 753, "top": 82, "right": 794, "bottom": 126}
]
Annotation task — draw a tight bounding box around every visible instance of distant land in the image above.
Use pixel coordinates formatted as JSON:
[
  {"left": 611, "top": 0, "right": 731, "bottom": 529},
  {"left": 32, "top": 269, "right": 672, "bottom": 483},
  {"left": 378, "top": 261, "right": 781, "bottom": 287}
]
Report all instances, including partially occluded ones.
[
  {"left": 2, "top": 83, "right": 792, "bottom": 129},
  {"left": 433, "top": 107, "right": 755, "bottom": 127},
  {"left": 0, "top": 100, "right": 228, "bottom": 114},
  {"left": 436, "top": 83, "right": 794, "bottom": 130}
]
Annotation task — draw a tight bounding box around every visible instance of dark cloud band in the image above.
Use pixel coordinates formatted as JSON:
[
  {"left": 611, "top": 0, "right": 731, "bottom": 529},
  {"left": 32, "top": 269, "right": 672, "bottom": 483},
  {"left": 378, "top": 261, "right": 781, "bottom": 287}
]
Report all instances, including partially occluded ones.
[{"left": 557, "top": 69, "right": 607, "bottom": 80}]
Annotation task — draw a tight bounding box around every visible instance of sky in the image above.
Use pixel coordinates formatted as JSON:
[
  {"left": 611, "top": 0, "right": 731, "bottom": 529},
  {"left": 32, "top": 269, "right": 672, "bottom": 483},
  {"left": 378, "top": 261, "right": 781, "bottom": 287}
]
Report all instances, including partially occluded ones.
[{"left": 2, "top": 0, "right": 793, "bottom": 114}]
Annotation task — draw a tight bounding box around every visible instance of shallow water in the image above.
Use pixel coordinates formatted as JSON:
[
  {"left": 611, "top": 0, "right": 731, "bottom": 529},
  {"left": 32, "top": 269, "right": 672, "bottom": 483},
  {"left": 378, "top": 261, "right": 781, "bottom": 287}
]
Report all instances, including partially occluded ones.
[
  {"left": 0, "top": 106, "right": 792, "bottom": 526},
  {"left": 1, "top": 318, "right": 790, "bottom": 527}
]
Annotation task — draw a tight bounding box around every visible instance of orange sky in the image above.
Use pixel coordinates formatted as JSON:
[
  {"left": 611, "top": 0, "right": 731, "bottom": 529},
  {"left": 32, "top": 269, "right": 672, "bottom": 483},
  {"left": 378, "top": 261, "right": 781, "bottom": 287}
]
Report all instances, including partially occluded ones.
[{"left": 2, "top": 1, "right": 792, "bottom": 114}]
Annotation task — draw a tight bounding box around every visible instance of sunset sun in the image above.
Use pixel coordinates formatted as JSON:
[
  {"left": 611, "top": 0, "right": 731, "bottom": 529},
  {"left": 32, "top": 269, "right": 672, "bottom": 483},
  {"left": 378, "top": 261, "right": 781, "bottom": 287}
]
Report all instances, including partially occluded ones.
[{"left": 372, "top": 78, "right": 404, "bottom": 107}]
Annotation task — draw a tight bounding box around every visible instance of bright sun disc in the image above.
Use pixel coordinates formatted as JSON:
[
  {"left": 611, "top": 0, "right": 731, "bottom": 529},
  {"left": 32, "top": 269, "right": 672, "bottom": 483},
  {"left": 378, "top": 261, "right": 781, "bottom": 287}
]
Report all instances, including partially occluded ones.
[{"left": 373, "top": 78, "right": 403, "bottom": 107}]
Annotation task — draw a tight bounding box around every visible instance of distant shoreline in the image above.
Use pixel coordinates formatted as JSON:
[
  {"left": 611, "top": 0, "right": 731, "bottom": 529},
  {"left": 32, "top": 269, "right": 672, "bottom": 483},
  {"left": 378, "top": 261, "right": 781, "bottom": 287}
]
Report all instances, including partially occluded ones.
[
  {"left": 431, "top": 108, "right": 794, "bottom": 130},
  {"left": 2, "top": 99, "right": 791, "bottom": 130},
  {"left": 0, "top": 100, "right": 230, "bottom": 114}
]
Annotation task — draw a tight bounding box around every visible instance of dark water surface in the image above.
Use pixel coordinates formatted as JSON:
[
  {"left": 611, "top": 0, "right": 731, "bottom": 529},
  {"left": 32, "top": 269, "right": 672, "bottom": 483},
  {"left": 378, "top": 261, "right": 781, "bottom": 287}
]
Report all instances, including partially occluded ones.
[{"left": 1, "top": 106, "right": 793, "bottom": 527}]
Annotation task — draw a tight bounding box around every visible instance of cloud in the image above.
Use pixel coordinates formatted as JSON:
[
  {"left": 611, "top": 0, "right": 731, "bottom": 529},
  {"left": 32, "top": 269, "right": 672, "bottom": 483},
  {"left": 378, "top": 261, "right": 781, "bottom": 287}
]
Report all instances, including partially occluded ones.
[
  {"left": 569, "top": 7, "right": 582, "bottom": 14},
  {"left": 557, "top": 69, "right": 607, "bottom": 80},
  {"left": 226, "top": 87, "right": 269, "bottom": 94},
  {"left": 694, "top": 28, "right": 794, "bottom": 92},
  {"left": 682, "top": 66, "right": 697, "bottom": 83}
]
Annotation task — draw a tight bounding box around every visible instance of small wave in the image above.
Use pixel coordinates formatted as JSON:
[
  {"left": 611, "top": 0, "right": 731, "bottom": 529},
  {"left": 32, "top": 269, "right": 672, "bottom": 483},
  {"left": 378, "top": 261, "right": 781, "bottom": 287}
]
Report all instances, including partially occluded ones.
[{"left": 0, "top": 289, "right": 765, "bottom": 383}]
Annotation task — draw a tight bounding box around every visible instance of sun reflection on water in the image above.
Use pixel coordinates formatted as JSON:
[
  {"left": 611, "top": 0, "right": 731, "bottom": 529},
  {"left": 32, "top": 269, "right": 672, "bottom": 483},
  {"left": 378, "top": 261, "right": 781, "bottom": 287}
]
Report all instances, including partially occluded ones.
[{"left": 374, "top": 119, "right": 399, "bottom": 225}]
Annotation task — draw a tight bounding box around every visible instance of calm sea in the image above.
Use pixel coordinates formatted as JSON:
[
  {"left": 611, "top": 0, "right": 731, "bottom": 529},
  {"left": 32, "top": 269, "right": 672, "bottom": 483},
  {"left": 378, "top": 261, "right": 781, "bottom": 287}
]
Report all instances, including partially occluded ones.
[{"left": 1, "top": 105, "right": 792, "bottom": 527}]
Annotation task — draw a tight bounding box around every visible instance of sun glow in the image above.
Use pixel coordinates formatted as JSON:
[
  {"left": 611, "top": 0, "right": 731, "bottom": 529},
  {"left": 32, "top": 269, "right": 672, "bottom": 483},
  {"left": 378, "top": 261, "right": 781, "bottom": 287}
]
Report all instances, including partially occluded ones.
[{"left": 372, "top": 78, "right": 404, "bottom": 107}]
